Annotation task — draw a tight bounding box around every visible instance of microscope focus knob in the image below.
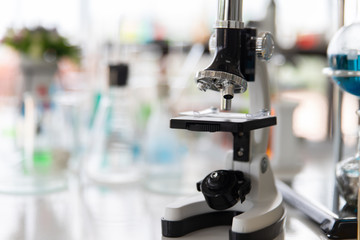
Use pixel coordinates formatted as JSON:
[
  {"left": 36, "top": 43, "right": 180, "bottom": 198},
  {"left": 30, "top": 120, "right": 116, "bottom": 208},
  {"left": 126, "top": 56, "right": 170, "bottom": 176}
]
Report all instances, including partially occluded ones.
[
  {"left": 208, "top": 32, "right": 216, "bottom": 55},
  {"left": 196, "top": 170, "right": 251, "bottom": 210},
  {"left": 256, "top": 32, "right": 275, "bottom": 61}
]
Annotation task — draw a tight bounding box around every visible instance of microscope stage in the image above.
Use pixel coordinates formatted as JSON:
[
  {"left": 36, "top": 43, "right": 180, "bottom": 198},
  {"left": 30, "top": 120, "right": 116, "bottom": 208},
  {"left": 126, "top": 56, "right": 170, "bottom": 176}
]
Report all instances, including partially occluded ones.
[{"left": 170, "top": 115, "right": 276, "bottom": 133}]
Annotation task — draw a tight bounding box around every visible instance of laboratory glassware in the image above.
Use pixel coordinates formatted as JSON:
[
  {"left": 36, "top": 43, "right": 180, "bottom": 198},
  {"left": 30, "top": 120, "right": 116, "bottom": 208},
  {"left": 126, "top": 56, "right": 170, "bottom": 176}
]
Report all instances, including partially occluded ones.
[
  {"left": 0, "top": 73, "right": 74, "bottom": 194},
  {"left": 86, "top": 64, "right": 140, "bottom": 184},
  {"left": 326, "top": 20, "right": 360, "bottom": 208}
]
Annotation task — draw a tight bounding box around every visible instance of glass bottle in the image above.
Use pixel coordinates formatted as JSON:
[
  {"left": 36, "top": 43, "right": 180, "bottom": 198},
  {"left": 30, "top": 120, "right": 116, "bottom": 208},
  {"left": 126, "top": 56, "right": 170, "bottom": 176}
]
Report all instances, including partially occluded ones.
[
  {"left": 87, "top": 63, "right": 140, "bottom": 184},
  {"left": 142, "top": 81, "right": 187, "bottom": 194}
]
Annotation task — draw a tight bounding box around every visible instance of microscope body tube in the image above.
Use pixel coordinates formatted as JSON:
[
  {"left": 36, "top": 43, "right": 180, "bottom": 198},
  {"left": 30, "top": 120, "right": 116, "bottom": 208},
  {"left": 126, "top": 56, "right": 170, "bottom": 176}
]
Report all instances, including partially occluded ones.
[
  {"left": 196, "top": 26, "right": 256, "bottom": 111},
  {"left": 195, "top": 0, "right": 260, "bottom": 111},
  {"left": 216, "top": 0, "right": 244, "bottom": 29},
  {"left": 206, "top": 28, "right": 245, "bottom": 82}
]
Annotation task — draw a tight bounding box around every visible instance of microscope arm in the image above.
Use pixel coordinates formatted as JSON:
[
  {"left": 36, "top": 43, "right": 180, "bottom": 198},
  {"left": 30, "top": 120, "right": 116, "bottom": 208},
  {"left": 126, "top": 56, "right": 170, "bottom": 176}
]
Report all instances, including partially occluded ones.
[{"left": 249, "top": 60, "right": 271, "bottom": 159}]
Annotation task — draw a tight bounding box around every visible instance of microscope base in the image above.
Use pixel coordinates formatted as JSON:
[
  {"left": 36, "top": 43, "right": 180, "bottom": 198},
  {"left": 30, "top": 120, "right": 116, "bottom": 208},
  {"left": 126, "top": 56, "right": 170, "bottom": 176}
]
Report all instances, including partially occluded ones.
[
  {"left": 162, "top": 193, "right": 285, "bottom": 239},
  {"left": 164, "top": 108, "right": 284, "bottom": 239},
  {"left": 162, "top": 212, "right": 285, "bottom": 240}
]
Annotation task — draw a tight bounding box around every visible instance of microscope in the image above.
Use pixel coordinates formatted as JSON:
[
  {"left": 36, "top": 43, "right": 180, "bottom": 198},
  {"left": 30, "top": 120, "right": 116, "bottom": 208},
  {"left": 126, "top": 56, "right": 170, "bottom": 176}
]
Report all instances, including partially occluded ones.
[{"left": 162, "top": 0, "right": 285, "bottom": 239}]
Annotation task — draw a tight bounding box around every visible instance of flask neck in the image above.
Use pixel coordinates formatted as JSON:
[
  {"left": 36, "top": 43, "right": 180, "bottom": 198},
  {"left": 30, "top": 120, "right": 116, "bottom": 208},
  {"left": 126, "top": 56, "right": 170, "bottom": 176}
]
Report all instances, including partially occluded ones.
[
  {"left": 346, "top": 0, "right": 360, "bottom": 24},
  {"left": 355, "top": 0, "right": 360, "bottom": 22}
]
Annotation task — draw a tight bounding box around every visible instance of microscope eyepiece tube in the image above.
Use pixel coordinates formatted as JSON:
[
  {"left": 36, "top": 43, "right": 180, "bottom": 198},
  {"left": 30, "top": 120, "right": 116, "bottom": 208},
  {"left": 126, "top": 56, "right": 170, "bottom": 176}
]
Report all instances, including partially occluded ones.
[{"left": 216, "top": 0, "right": 244, "bottom": 29}]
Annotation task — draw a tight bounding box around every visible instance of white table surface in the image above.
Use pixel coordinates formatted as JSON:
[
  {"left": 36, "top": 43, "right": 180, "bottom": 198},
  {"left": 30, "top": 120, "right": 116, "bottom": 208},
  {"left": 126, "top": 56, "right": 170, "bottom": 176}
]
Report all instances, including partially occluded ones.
[
  {"left": 0, "top": 140, "right": 355, "bottom": 240},
  {"left": 0, "top": 182, "right": 331, "bottom": 240}
]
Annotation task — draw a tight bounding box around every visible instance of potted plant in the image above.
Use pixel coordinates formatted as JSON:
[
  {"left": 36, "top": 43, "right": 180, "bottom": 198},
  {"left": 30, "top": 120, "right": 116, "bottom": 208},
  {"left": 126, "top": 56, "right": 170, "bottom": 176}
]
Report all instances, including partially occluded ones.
[
  {"left": 2, "top": 26, "right": 81, "bottom": 96},
  {"left": 2, "top": 26, "right": 80, "bottom": 63}
]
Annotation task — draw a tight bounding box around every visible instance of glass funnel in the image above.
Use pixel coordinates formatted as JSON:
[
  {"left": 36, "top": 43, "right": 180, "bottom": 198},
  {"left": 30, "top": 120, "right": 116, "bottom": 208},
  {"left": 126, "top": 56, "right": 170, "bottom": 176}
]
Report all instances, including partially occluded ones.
[{"left": 327, "top": 21, "right": 360, "bottom": 208}]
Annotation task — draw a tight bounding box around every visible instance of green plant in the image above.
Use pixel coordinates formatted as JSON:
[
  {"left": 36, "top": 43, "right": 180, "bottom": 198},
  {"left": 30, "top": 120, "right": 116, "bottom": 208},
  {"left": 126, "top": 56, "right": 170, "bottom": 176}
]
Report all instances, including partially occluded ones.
[{"left": 2, "top": 26, "right": 81, "bottom": 63}]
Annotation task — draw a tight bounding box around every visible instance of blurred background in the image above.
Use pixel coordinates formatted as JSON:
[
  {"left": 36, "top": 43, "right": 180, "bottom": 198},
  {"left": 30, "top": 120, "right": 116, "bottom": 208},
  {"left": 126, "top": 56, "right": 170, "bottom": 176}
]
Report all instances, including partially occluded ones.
[
  {"left": 0, "top": 0, "right": 359, "bottom": 239},
  {"left": 0, "top": 0, "right": 358, "bottom": 140}
]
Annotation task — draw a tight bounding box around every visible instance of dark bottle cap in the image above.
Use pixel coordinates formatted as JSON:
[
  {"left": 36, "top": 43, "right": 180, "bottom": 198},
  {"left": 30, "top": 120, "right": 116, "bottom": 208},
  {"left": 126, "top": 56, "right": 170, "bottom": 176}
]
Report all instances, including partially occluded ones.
[{"left": 109, "top": 63, "right": 129, "bottom": 87}]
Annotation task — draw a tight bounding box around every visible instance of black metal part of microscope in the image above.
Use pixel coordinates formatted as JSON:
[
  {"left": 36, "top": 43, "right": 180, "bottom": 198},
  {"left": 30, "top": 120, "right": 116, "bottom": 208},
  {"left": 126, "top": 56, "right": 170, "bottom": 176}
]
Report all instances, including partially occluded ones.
[
  {"left": 170, "top": 115, "right": 276, "bottom": 162},
  {"left": 195, "top": 27, "right": 257, "bottom": 111},
  {"left": 204, "top": 27, "right": 256, "bottom": 86},
  {"left": 196, "top": 170, "right": 251, "bottom": 210}
]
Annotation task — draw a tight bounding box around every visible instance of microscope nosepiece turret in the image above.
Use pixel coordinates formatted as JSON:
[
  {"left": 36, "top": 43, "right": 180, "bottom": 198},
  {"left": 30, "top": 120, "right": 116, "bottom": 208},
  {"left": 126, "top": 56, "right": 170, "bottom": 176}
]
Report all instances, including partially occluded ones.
[{"left": 195, "top": 0, "right": 254, "bottom": 111}]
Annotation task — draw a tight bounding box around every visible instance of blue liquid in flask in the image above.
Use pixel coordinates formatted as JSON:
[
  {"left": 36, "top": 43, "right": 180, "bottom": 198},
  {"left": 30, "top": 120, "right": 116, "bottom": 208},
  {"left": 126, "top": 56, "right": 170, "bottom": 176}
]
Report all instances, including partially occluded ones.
[{"left": 329, "top": 54, "right": 360, "bottom": 97}]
